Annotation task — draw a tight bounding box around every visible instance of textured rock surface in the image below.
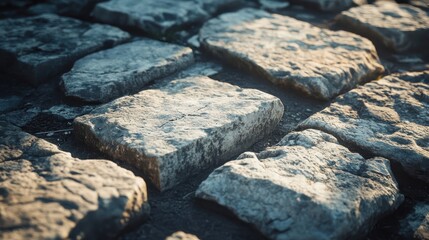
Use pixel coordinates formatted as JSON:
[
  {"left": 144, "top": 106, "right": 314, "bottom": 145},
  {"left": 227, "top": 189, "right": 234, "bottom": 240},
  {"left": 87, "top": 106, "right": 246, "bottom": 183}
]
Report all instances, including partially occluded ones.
[
  {"left": 399, "top": 202, "right": 429, "bottom": 240},
  {"left": 28, "top": 0, "right": 105, "bottom": 16},
  {"left": 199, "top": 8, "right": 384, "bottom": 100},
  {"left": 300, "top": 71, "right": 429, "bottom": 183},
  {"left": 74, "top": 76, "right": 283, "bottom": 190},
  {"left": 196, "top": 129, "right": 403, "bottom": 240},
  {"left": 0, "top": 14, "right": 130, "bottom": 84},
  {"left": 93, "top": 0, "right": 242, "bottom": 36},
  {"left": 0, "top": 121, "right": 150, "bottom": 240},
  {"left": 166, "top": 231, "right": 200, "bottom": 240},
  {"left": 336, "top": 2, "right": 429, "bottom": 53},
  {"left": 43, "top": 104, "right": 96, "bottom": 120},
  {"left": 289, "top": 0, "right": 363, "bottom": 11},
  {"left": 61, "top": 39, "right": 194, "bottom": 103}
]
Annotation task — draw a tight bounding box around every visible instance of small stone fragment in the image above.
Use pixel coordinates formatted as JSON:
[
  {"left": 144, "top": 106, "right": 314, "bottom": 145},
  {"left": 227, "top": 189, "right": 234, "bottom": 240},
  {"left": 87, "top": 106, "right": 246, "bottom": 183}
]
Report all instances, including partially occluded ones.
[
  {"left": 196, "top": 129, "right": 403, "bottom": 240},
  {"left": 61, "top": 39, "right": 194, "bottom": 103},
  {"left": 0, "top": 14, "right": 130, "bottom": 84},
  {"left": 74, "top": 76, "right": 283, "bottom": 190},
  {"left": 166, "top": 231, "right": 200, "bottom": 240},
  {"left": 0, "top": 121, "right": 150, "bottom": 240},
  {"left": 335, "top": 1, "right": 429, "bottom": 53},
  {"left": 199, "top": 8, "right": 384, "bottom": 100},
  {"left": 300, "top": 71, "right": 429, "bottom": 183},
  {"left": 92, "top": 0, "right": 242, "bottom": 36}
]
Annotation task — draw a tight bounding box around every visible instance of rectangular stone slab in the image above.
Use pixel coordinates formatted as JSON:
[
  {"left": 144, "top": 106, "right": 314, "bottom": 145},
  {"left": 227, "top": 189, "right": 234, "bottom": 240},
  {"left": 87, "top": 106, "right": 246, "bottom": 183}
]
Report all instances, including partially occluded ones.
[
  {"left": 74, "top": 76, "right": 284, "bottom": 191},
  {"left": 196, "top": 129, "right": 403, "bottom": 240},
  {"left": 0, "top": 14, "right": 130, "bottom": 84},
  {"left": 0, "top": 121, "right": 149, "bottom": 240},
  {"left": 300, "top": 71, "right": 429, "bottom": 183},
  {"left": 335, "top": 1, "right": 429, "bottom": 53},
  {"left": 92, "top": 0, "right": 242, "bottom": 36},
  {"left": 61, "top": 39, "right": 194, "bottom": 103},
  {"left": 199, "top": 8, "right": 384, "bottom": 100}
]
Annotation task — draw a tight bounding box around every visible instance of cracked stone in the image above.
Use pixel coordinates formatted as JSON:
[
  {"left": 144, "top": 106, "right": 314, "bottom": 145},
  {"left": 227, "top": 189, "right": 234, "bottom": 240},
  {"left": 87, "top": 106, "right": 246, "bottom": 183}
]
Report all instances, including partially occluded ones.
[
  {"left": 300, "top": 71, "right": 429, "bottom": 183},
  {"left": 0, "top": 14, "right": 130, "bottom": 84},
  {"left": 74, "top": 76, "right": 283, "bottom": 191},
  {"left": 0, "top": 121, "right": 150, "bottom": 240},
  {"left": 199, "top": 8, "right": 384, "bottom": 100},
  {"left": 92, "top": 0, "right": 242, "bottom": 36},
  {"left": 335, "top": 1, "right": 429, "bottom": 53},
  {"left": 196, "top": 129, "right": 403, "bottom": 240},
  {"left": 61, "top": 39, "right": 194, "bottom": 103}
]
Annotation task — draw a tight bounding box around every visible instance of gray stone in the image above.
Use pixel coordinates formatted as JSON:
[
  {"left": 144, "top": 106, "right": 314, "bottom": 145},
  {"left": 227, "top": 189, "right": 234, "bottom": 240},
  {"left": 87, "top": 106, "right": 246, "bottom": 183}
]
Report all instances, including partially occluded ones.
[
  {"left": 61, "top": 39, "right": 194, "bottom": 103},
  {"left": 0, "top": 121, "right": 150, "bottom": 240},
  {"left": 0, "top": 96, "right": 23, "bottom": 114},
  {"left": 300, "top": 71, "right": 429, "bottom": 183},
  {"left": 288, "top": 0, "right": 365, "bottom": 11},
  {"left": 335, "top": 1, "right": 429, "bottom": 53},
  {"left": 166, "top": 231, "right": 200, "bottom": 240},
  {"left": 0, "top": 107, "right": 41, "bottom": 127},
  {"left": 0, "top": 14, "right": 130, "bottom": 84},
  {"left": 259, "top": 0, "right": 290, "bottom": 11},
  {"left": 196, "top": 129, "right": 403, "bottom": 240},
  {"left": 43, "top": 104, "right": 96, "bottom": 120},
  {"left": 92, "top": 0, "right": 242, "bottom": 36},
  {"left": 199, "top": 8, "right": 384, "bottom": 100},
  {"left": 399, "top": 202, "right": 429, "bottom": 240},
  {"left": 74, "top": 76, "right": 283, "bottom": 190}
]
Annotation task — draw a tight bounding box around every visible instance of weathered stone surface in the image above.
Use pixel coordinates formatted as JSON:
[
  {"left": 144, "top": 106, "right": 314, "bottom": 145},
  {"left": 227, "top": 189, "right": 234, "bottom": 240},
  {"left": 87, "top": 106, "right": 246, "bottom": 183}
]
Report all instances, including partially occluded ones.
[
  {"left": 61, "top": 39, "right": 194, "bottom": 103},
  {"left": 336, "top": 1, "right": 429, "bottom": 53},
  {"left": 74, "top": 76, "right": 283, "bottom": 190},
  {"left": 399, "top": 202, "right": 429, "bottom": 239},
  {"left": 0, "top": 14, "right": 130, "bottom": 84},
  {"left": 166, "top": 231, "right": 200, "bottom": 240},
  {"left": 0, "top": 121, "right": 150, "bottom": 240},
  {"left": 259, "top": 0, "right": 290, "bottom": 11},
  {"left": 0, "top": 107, "right": 41, "bottom": 127},
  {"left": 28, "top": 0, "right": 105, "bottom": 16},
  {"left": 199, "top": 8, "right": 384, "bottom": 100},
  {"left": 289, "top": 0, "right": 364, "bottom": 11},
  {"left": 92, "top": 0, "right": 242, "bottom": 36},
  {"left": 43, "top": 104, "right": 96, "bottom": 120},
  {"left": 196, "top": 129, "right": 403, "bottom": 240},
  {"left": 300, "top": 71, "right": 429, "bottom": 183},
  {"left": 0, "top": 96, "right": 23, "bottom": 114}
]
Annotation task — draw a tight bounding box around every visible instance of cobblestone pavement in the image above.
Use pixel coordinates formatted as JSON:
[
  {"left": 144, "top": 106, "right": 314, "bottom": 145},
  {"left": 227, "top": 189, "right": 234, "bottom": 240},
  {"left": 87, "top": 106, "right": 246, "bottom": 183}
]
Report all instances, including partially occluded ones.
[{"left": 0, "top": 0, "right": 428, "bottom": 239}]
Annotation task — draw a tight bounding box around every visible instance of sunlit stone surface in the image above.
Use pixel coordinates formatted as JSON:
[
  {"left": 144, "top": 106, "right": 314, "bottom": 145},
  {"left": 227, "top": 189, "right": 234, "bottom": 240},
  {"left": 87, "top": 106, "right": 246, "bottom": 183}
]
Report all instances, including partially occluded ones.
[
  {"left": 0, "top": 121, "right": 150, "bottom": 240},
  {"left": 61, "top": 39, "right": 194, "bottom": 103},
  {"left": 166, "top": 231, "right": 200, "bottom": 240},
  {"left": 196, "top": 129, "right": 403, "bottom": 240},
  {"left": 336, "top": 1, "right": 429, "bottom": 53},
  {"left": 92, "top": 0, "right": 242, "bottom": 36},
  {"left": 199, "top": 8, "right": 384, "bottom": 100},
  {"left": 74, "top": 76, "right": 283, "bottom": 191},
  {"left": 0, "top": 14, "right": 130, "bottom": 84},
  {"left": 300, "top": 71, "right": 429, "bottom": 183}
]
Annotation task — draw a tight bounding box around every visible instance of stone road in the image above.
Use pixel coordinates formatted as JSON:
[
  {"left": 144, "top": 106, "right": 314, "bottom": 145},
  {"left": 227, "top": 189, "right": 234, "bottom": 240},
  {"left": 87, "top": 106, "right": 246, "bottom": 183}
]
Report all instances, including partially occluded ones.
[{"left": 0, "top": 0, "right": 428, "bottom": 239}]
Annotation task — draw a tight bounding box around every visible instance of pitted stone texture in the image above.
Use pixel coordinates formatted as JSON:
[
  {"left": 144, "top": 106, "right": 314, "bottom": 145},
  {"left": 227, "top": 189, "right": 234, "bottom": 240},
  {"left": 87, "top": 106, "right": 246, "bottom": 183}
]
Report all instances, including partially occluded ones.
[
  {"left": 399, "top": 202, "right": 429, "bottom": 239},
  {"left": 336, "top": 2, "right": 429, "bottom": 53},
  {"left": 74, "top": 76, "right": 283, "bottom": 191},
  {"left": 289, "top": 0, "right": 363, "bottom": 11},
  {"left": 199, "top": 8, "right": 384, "bottom": 100},
  {"left": 0, "top": 122, "right": 150, "bottom": 240},
  {"left": 300, "top": 71, "right": 429, "bottom": 183},
  {"left": 196, "top": 129, "right": 403, "bottom": 240},
  {"left": 61, "top": 40, "right": 194, "bottom": 103},
  {"left": 93, "top": 0, "right": 242, "bottom": 36},
  {"left": 166, "top": 231, "right": 200, "bottom": 240},
  {"left": 0, "top": 14, "right": 130, "bottom": 84}
]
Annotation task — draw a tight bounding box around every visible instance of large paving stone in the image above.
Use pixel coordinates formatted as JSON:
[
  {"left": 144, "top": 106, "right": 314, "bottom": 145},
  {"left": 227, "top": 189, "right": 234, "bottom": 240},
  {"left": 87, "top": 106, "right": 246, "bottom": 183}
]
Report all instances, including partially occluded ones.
[
  {"left": 199, "top": 8, "right": 384, "bottom": 100},
  {"left": 399, "top": 202, "right": 429, "bottom": 239},
  {"left": 61, "top": 39, "right": 194, "bottom": 103},
  {"left": 92, "top": 0, "right": 242, "bottom": 36},
  {"left": 196, "top": 129, "right": 403, "bottom": 240},
  {"left": 0, "top": 121, "right": 150, "bottom": 240},
  {"left": 74, "top": 76, "right": 283, "bottom": 191},
  {"left": 0, "top": 14, "right": 130, "bottom": 84},
  {"left": 335, "top": 1, "right": 429, "bottom": 53},
  {"left": 288, "top": 0, "right": 363, "bottom": 11},
  {"left": 300, "top": 71, "right": 429, "bottom": 183}
]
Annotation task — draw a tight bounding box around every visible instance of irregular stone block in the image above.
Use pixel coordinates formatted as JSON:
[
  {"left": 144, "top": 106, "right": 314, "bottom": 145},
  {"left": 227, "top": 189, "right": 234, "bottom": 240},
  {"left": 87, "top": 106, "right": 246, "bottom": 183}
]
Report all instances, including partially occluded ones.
[
  {"left": 300, "top": 71, "right": 429, "bottom": 183},
  {"left": 0, "top": 14, "right": 130, "bottom": 84},
  {"left": 199, "top": 8, "right": 384, "bottom": 100},
  {"left": 335, "top": 2, "right": 429, "bottom": 53},
  {"left": 399, "top": 202, "right": 429, "bottom": 240},
  {"left": 0, "top": 121, "right": 150, "bottom": 240},
  {"left": 289, "top": 0, "right": 363, "bottom": 11},
  {"left": 61, "top": 39, "right": 194, "bottom": 103},
  {"left": 74, "top": 76, "right": 283, "bottom": 190},
  {"left": 196, "top": 129, "right": 403, "bottom": 240},
  {"left": 92, "top": 0, "right": 242, "bottom": 36}
]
